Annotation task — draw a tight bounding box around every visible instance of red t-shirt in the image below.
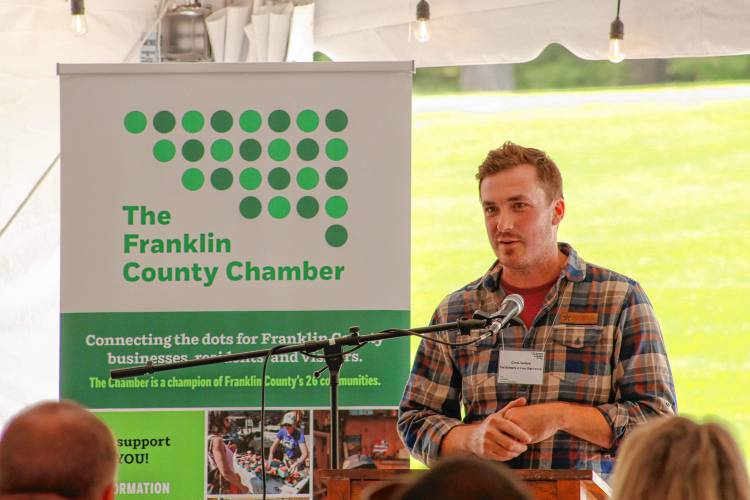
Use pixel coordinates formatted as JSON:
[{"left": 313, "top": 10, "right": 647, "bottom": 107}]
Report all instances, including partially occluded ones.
[{"left": 501, "top": 277, "right": 558, "bottom": 330}]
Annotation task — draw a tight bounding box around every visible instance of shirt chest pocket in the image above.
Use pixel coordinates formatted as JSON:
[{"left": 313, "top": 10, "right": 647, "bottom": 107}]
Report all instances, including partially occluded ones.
[
  {"left": 453, "top": 337, "right": 518, "bottom": 417},
  {"left": 548, "top": 325, "right": 608, "bottom": 384},
  {"left": 453, "top": 336, "right": 497, "bottom": 380}
]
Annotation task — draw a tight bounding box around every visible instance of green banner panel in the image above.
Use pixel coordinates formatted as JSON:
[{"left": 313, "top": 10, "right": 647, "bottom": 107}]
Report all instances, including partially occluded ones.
[
  {"left": 62, "top": 310, "right": 409, "bottom": 408},
  {"left": 96, "top": 410, "right": 204, "bottom": 499}
]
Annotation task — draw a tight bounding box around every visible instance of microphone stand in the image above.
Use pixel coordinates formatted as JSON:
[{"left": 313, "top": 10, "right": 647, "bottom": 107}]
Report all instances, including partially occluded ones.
[{"left": 110, "top": 317, "right": 486, "bottom": 470}]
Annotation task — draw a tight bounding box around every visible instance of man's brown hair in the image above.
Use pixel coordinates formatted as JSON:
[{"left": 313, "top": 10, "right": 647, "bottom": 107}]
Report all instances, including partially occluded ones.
[
  {"left": 0, "top": 400, "right": 117, "bottom": 499},
  {"left": 476, "top": 141, "right": 563, "bottom": 203}
]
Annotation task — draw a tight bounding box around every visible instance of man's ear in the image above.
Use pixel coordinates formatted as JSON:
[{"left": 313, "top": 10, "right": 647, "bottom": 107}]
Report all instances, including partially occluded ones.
[
  {"left": 552, "top": 198, "right": 565, "bottom": 226},
  {"left": 101, "top": 483, "right": 115, "bottom": 500}
]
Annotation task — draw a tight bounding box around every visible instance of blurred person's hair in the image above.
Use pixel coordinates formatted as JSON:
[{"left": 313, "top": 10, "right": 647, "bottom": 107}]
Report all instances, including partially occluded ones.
[
  {"left": 208, "top": 411, "right": 229, "bottom": 434},
  {"left": 613, "top": 416, "right": 750, "bottom": 500},
  {"left": 394, "top": 456, "right": 532, "bottom": 500},
  {"left": 477, "top": 141, "right": 563, "bottom": 203},
  {"left": 0, "top": 400, "right": 117, "bottom": 500}
]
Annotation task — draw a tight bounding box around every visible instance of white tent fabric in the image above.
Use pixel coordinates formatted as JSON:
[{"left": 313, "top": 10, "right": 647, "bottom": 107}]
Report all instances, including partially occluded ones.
[
  {"left": 315, "top": 0, "right": 750, "bottom": 66},
  {"left": 1, "top": 0, "right": 749, "bottom": 427}
]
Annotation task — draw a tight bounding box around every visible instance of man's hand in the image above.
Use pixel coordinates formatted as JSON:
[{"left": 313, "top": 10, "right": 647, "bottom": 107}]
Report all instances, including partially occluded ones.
[
  {"left": 441, "top": 400, "right": 614, "bottom": 459},
  {"left": 504, "top": 402, "right": 564, "bottom": 444},
  {"left": 464, "top": 397, "right": 532, "bottom": 461}
]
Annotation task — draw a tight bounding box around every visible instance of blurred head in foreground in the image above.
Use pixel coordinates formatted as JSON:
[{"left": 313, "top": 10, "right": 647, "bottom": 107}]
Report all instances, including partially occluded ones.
[
  {"left": 613, "top": 416, "right": 750, "bottom": 500},
  {"left": 381, "top": 456, "right": 532, "bottom": 500},
  {"left": 0, "top": 400, "right": 117, "bottom": 500}
]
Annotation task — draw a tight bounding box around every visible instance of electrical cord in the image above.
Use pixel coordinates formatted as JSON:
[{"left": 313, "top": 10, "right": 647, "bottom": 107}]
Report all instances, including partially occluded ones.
[
  {"left": 259, "top": 345, "right": 284, "bottom": 500},
  {"left": 302, "top": 343, "right": 366, "bottom": 359},
  {"left": 380, "top": 328, "right": 493, "bottom": 347}
]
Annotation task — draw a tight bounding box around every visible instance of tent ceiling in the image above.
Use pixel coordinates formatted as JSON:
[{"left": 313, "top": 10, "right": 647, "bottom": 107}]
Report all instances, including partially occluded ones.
[{"left": 315, "top": 0, "right": 750, "bottom": 66}]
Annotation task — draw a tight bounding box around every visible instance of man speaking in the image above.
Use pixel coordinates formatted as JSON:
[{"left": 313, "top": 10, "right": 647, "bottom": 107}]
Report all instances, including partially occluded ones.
[{"left": 397, "top": 142, "right": 676, "bottom": 478}]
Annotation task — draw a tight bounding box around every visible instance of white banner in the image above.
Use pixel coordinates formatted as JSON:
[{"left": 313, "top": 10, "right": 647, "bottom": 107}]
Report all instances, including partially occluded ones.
[{"left": 60, "top": 62, "right": 412, "bottom": 313}]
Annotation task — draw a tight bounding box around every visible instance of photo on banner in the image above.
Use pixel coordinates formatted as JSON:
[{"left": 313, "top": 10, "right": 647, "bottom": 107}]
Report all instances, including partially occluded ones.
[
  {"left": 312, "top": 409, "right": 409, "bottom": 500},
  {"left": 207, "top": 409, "right": 311, "bottom": 496}
]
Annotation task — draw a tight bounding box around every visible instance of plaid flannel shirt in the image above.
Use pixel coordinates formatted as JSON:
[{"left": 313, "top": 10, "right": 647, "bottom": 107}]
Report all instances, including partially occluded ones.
[{"left": 397, "top": 244, "right": 676, "bottom": 477}]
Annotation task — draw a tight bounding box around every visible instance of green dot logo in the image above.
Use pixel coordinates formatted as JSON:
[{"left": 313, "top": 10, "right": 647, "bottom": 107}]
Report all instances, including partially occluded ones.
[
  {"left": 182, "top": 110, "right": 204, "bottom": 133},
  {"left": 130, "top": 108, "right": 351, "bottom": 247},
  {"left": 239, "top": 196, "right": 262, "bottom": 219},
  {"left": 325, "top": 167, "right": 348, "bottom": 189},
  {"left": 211, "top": 139, "right": 233, "bottom": 162},
  {"left": 211, "top": 110, "right": 233, "bottom": 132},
  {"left": 211, "top": 168, "right": 233, "bottom": 190},
  {"left": 239, "top": 139, "right": 262, "bottom": 162},
  {"left": 182, "top": 140, "right": 205, "bottom": 162},
  {"left": 297, "top": 110, "right": 319, "bottom": 132},
  {"left": 240, "top": 168, "right": 262, "bottom": 190},
  {"left": 153, "top": 140, "right": 176, "bottom": 162},
  {"left": 240, "top": 110, "right": 262, "bottom": 132},
  {"left": 268, "top": 110, "right": 291, "bottom": 132},
  {"left": 326, "top": 139, "right": 348, "bottom": 161},
  {"left": 326, "top": 109, "right": 348, "bottom": 132},
  {"left": 297, "top": 167, "right": 319, "bottom": 190},
  {"left": 154, "top": 111, "right": 176, "bottom": 133},
  {"left": 268, "top": 167, "right": 291, "bottom": 190},
  {"left": 297, "top": 139, "right": 319, "bottom": 161},
  {"left": 297, "top": 196, "right": 319, "bottom": 219},
  {"left": 326, "top": 196, "right": 348, "bottom": 219},
  {"left": 325, "top": 225, "right": 348, "bottom": 247},
  {"left": 124, "top": 111, "right": 147, "bottom": 133},
  {"left": 182, "top": 168, "right": 204, "bottom": 191},
  {"left": 268, "top": 139, "right": 291, "bottom": 161},
  {"left": 268, "top": 196, "right": 291, "bottom": 219}
]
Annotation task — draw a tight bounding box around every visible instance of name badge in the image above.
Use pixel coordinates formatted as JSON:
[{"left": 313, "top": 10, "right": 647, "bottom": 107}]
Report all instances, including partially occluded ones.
[{"left": 497, "top": 349, "right": 545, "bottom": 385}]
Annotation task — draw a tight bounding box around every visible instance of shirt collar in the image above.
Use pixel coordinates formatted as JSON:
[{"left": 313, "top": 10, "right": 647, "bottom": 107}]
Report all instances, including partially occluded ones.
[{"left": 475, "top": 242, "right": 587, "bottom": 292}]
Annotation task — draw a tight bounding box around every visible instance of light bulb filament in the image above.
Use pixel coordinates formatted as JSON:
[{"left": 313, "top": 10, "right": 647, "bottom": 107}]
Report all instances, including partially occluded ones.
[
  {"left": 608, "top": 38, "right": 624, "bottom": 63},
  {"left": 72, "top": 14, "right": 88, "bottom": 36}
]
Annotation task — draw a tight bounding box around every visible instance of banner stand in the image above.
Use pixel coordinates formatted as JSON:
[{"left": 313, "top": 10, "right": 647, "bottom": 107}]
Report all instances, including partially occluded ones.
[{"left": 60, "top": 61, "right": 413, "bottom": 498}]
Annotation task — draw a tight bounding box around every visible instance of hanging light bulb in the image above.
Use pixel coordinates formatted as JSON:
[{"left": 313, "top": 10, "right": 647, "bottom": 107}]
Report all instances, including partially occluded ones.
[
  {"left": 608, "top": 36, "right": 624, "bottom": 63},
  {"left": 608, "top": 0, "right": 624, "bottom": 63},
  {"left": 608, "top": 18, "right": 624, "bottom": 63},
  {"left": 71, "top": 0, "right": 88, "bottom": 36},
  {"left": 412, "top": 0, "right": 431, "bottom": 43}
]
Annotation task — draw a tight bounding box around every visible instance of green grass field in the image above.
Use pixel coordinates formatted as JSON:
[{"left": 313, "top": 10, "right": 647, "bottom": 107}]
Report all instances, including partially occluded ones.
[{"left": 410, "top": 83, "right": 750, "bottom": 460}]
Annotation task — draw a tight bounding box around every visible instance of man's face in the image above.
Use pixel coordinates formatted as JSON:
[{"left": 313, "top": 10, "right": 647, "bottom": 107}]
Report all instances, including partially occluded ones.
[{"left": 480, "top": 164, "right": 564, "bottom": 273}]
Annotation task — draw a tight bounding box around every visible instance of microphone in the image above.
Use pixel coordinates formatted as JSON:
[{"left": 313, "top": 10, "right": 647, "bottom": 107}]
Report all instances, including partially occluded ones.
[
  {"left": 487, "top": 294, "right": 524, "bottom": 335},
  {"left": 472, "top": 294, "right": 525, "bottom": 338}
]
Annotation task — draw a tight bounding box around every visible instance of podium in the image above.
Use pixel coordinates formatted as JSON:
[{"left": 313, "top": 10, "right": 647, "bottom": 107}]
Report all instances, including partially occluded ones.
[{"left": 319, "top": 468, "right": 611, "bottom": 500}]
